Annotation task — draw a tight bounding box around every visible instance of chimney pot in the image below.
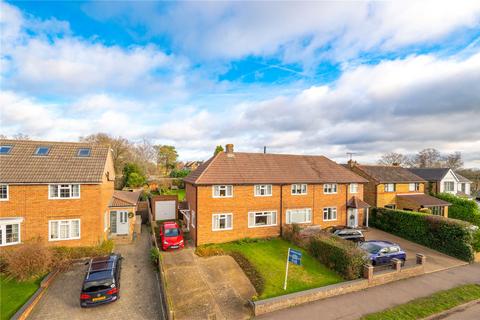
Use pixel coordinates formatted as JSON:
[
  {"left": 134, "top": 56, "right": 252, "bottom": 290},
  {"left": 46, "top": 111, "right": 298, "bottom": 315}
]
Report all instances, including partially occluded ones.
[
  {"left": 225, "top": 144, "right": 234, "bottom": 155},
  {"left": 348, "top": 159, "right": 357, "bottom": 168}
]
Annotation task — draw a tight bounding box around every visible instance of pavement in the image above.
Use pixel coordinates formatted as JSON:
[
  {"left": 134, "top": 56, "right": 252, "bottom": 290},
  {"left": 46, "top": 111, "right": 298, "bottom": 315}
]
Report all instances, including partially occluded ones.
[
  {"left": 30, "top": 228, "right": 163, "bottom": 320},
  {"left": 257, "top": 263, "right": 480, "bottom": 320},
  {"left": 161, "top": 248, "right": 256, "bottom": 320},
  {"left": 442, "top": 300, "right": 480, "bottom": 319},
  {"left": 364, "top": 228, "right": 467, "bottom": 273}
]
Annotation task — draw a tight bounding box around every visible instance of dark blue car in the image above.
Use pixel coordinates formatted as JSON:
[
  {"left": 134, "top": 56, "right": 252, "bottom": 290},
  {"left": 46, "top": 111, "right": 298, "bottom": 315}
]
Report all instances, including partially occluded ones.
[{"left": 359, "top": 240, "right": 406, "bottom": 266}]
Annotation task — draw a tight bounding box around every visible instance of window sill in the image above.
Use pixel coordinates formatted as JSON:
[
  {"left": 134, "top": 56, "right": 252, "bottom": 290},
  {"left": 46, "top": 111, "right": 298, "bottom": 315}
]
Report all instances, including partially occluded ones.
[
  {"left": 48, "top": 237, "right": 81, "bottom": 241},
  {"left": 0, "top": 241, "right": 21, "bottom": 247}
]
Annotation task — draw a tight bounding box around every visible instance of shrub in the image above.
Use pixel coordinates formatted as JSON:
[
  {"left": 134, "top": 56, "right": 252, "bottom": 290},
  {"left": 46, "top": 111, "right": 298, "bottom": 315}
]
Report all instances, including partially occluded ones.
[
  {"left": 150, "top": 247, "right": 160, "bottom": 265},
  {"left": 435, "top": 193, "right": 480, "bottom": 226},
  {"left": 1, "top": 241, "right": 53, "bottom": 281},
  {"left": 308, "top": 232, "right": 367, "bottom": 280},
  {"left": 51, "top": 240, "right": 115, "bottom": 270},
  {"left": 370, "top": 208, "right": 475, "bottom": 262}
]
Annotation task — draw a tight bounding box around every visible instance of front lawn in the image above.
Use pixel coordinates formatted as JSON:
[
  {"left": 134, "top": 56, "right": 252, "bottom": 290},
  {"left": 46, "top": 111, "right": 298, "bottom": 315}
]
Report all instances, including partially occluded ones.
[
  {"left": 361, "top": 284, "right": 480, "bottom": 320},
  {"left": 0, "top": 275, "right": 42, "bottom": 320},
  {"left": 202, "top": 238, "right": 343, "bottom": 299}
]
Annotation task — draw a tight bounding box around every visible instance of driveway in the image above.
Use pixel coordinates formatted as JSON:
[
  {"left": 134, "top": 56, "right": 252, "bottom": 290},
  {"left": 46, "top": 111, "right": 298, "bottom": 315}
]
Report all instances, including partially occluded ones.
[
  {"left": 364, "top": 228, "right": 467, "bottom": 273},
  {"left": 30, "top": 228, "right": 163, "bottom": 320},
  {"left": 161, "top": 249, "right": 256, "bottom": 319}
]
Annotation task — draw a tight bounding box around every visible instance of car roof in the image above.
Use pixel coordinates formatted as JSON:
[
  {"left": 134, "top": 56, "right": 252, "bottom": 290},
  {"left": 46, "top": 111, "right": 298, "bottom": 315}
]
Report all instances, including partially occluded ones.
[
  {"left": 163, "top": 222, "right": 179, "bottom": 228},
  {"left": 85, "top": 254, "right": 119, "bottom": 281},
  {"left": 364, "top": 240, "right": 397, "bottom": 247}
]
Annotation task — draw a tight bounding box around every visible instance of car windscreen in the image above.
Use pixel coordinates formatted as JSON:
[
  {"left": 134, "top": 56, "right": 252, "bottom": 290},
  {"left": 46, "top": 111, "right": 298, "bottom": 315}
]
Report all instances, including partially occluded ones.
[
  {"left": 82, "top": 279, "right": 113, "bottom": 292},
  {"left": 359, "top": 242, "right": 382, "bottom": 254},
  {"left": 165, "top": 228, "right": 180, "bottom": 237}
]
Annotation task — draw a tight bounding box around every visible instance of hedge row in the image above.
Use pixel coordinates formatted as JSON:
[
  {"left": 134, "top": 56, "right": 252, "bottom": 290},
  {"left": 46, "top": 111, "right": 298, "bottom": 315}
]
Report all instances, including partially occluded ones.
[
  {"left": 370, "top": 208, "right": 475, "bottom": 262},
  {"left": 435, "top": 193, "right": 480, "bottom": 226},
  {"left": 308, "top": 233, "right": 368, "bottom": 280}
]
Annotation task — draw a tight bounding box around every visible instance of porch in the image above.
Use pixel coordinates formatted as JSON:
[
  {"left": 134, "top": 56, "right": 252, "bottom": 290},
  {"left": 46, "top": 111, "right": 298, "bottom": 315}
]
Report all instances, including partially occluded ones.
[
  {"left": 107, "top": 190, "right": 142, "bottom": 243},
  {"left": 396, "top": 194, "right": 451, "bottom": 217}
]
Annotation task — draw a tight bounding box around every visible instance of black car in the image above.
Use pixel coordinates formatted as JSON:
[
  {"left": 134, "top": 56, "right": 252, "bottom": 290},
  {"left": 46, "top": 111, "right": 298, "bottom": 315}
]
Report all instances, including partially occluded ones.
[{"left": 80, "top": 254, "right": 122, "bottom": 307}]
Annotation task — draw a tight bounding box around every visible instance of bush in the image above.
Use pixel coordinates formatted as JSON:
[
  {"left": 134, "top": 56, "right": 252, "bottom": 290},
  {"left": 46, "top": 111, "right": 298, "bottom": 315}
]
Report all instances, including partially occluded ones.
[
  {"left": 1, "top": 241, "right": 53, "bottom": 281},
  {"left": 308, "top": 232, "right": 367, "bottom": 280},
  {"left": 370, "top": 208, "right": 475, "bottom": 262},
  {"left": 150, "top": 247, "right": 160, "bottom": 265},
  {"left": 435, "top": 193, "right": 480, "bottom": 226}
]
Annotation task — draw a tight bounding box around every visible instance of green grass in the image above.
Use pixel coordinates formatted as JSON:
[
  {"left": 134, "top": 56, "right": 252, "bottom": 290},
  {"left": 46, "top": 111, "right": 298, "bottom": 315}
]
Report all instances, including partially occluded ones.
[
  {"left": 205, "top": 238, "right": 343, "bottom": 299},
  {"left": 361, "top": 284, "right": 480, "bottom": 320},
  {"left": 0, "top": 275, "right": 42, "bottom": 320},
  {"left": 161, "top": 189, "right": 185, "bottom": 201}
]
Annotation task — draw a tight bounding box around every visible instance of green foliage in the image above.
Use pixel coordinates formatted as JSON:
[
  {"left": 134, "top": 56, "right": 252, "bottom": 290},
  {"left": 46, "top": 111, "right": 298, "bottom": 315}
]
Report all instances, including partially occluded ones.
[
  {"left": 362, "top": 284, "right": 480, "bottom": 320},
  {"left": 169, "top": 168, "right": 190, "bottom": 178},
  {"left": 472, "top": 229, "right": 480, "bottom": 252},
  {"left": 308, "top": 233, "right": 368, "bottom": 280},
  {"left": 154, "top": 145, "right": 178, "bottom": 176},
  {"left": 436, "top": 193, "right": 480, "bottom": 226},
  {"left": 123, "top": 162, "right": 147, "bottom": 187},
  {"left": 1, "top": 275, "right": 42, "bottom": 320},
  {"left": 370, "top": 208, "right": 475, "bottom": 261},
  {"left": 150, "top": 247, "right": 160, "bottom": 265},
  {"left": 214, "top": 145, "right": 224, "bottom": 155}
]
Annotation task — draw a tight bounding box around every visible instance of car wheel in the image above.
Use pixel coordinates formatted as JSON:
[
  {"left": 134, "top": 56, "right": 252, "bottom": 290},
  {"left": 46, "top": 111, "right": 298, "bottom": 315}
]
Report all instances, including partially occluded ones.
[
  {"left": 401, "top": 259, "right": 405, "bottom": 267},
  {"left": 371, "top": 260, "right": 376, "bottom": 266}
]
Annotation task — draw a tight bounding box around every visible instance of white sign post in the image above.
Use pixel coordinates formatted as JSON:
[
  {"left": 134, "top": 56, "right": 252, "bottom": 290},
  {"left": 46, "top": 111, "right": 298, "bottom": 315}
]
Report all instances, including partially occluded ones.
[
  {"left": 284, "top": 248, "right": 302, "bottom": 290},
  {"left": 283, "top": 248, "right": 290, "bottom": 290}
]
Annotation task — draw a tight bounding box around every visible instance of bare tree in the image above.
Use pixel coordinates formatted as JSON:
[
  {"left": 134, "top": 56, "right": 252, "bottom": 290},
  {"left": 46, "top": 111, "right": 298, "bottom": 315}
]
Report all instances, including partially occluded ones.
[
  {"left": 132, "top": 138, "right": 157, "bottom": 175},
  {"left": 444, "top": 152, "right": 464, "bottom": 170},
  {"left": 79, "top": 133, "right": 132, "bottom": 174},
  {"left": 377, "top": 152, "right": 408, "bottom": 166},
  {"left": 411, "top": 148, "right": 442, "bottom": 168},
  {"left": 13, "top": 133, "right": 30, "bottom": 140}
]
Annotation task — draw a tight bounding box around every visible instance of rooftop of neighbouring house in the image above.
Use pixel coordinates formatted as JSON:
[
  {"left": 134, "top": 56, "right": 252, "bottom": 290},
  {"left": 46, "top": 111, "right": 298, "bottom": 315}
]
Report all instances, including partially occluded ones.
[
  {"left": 110, "top": 190, "right": 142, "bottom": 207},
  {"left": 184, "top": 144, "right": 368, "bottom": 185},
  {"left": 346, "top": 161, "right": 426, "bottom": 183},
  {"left": 0, "top": 139, "right": 112, "bottom": 184},
  {"left": 408, "top": 168, "right": 472, "bottom": 183}
]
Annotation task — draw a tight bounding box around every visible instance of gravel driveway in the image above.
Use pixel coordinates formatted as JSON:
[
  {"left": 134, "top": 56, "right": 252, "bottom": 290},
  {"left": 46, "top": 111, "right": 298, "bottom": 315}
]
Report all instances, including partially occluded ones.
[{"left": 30, "top": 228, "right": 163, "bottom": 320}]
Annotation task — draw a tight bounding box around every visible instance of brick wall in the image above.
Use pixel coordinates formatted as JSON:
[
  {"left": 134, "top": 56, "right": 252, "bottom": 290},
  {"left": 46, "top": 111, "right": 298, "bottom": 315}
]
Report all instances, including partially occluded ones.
[
  {"left": 376, "top": 183, "right": 425, "bottom": 208},
  {"left": 0, "top": 182, "right": 113, "bottom": 246},
  {"left": 193, "top": 183, "right": 366, "bottom": 245},
  {"left": 185, "top": 183, "right": 197, "bottom": 244}
]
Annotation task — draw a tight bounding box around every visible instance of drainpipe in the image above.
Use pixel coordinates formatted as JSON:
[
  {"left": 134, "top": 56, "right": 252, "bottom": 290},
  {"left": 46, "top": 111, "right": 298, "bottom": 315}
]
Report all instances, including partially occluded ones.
[{"left": 279, "top": 184, "right": 284, "bottom": 236}]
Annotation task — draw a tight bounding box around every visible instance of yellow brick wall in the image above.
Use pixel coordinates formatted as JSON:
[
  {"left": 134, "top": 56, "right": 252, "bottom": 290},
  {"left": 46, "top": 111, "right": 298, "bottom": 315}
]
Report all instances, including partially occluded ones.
[
  {"left": 0, "top": 183, "right": 113, "bottom": 247},
  {"left": 193, "top": 183, "right": 366, "bottom": 245},
  {"left": 376, "top": 183, "right": 425, "bottom": 208}
]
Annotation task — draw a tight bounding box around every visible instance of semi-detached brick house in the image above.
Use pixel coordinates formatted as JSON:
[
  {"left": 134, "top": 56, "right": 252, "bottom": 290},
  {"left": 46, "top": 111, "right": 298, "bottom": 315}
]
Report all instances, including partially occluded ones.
[
  {"left": 183, "top": 144, "right": 370, "bottom": 246},
  {"left": 0, "top": 139, "right": 140, "bottom": 248}
]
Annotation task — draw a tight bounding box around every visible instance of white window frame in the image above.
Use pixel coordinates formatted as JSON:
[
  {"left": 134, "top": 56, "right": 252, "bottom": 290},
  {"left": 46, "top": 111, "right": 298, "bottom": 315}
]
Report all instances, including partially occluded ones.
[
  {"left": 248, "top": 211, "right": 277, "bottom": 228},
  {"left": 291, "top": 184, "right": 307, "bottom": 195},
  {"left": 384, "top": 183, "right": 396, "bottom": 192},
  {"left": 48, "top": 184, "right": 81, "bottom": 199},
  {"left": 323, "top": 207, "right": 338, "bottom": 221},
  {"left": 191, "top": 210, "right": 196, "bottom": 228},
  {"left": 48, "top": 219, "right": 81, "bottom": 241},
  {"left": 0, "top": 218, "right": 23, "bottom": 247},
  {"left": 349, "top": 183, "right": 358, "bottom": 194},
  {"left": 212, "top": 185, "right": 233, "bottom": 198},
  {"left": 323, "top": 183, "right": 338, "bottom": 194},
  {"left": 286, "top": 208, "right": 312, "bottom": 224},
  {"left": 254, "top": 184, "right": 273, "bottom": 197},
  {"left": 0, "top": 184, "right": 9, "bottom": 201},
  {"left": 212, "top": 213, "right": 233, "bottom": 231},
  {"left": 444, "top": 181, "right": 455, "bottom": 192},
  {"left": 409, "top": 183, "right": 420, "bottom": 192}
]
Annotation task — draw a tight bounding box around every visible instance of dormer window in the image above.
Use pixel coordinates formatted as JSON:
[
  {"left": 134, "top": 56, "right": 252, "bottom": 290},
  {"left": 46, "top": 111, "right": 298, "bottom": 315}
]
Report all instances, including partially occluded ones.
[
  {"left": 77, "top": 148, "right": 91, "bottom": 157},
  {"left": 35, "top": 146, "right": 50, "bottom": 156},
  {"left": 0, "top": 145, "right": 12, "bottom": 155}
]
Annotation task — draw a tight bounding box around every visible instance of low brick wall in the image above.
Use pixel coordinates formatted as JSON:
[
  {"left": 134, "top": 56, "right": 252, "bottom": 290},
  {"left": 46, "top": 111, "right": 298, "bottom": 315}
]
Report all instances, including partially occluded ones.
[
  {"left": 252, "top": 262, "right": 425, "bottom": 316},
  {"left": 11, "top": 270, "right": 59, "bottom": 320}
]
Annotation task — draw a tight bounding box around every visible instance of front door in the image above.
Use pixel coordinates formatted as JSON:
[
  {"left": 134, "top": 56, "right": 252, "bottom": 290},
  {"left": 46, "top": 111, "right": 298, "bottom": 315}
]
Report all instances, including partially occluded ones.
[
  {"left": 111, "top": 211, "right": 129, "bottom": 235},
  {"left": 347, "top": 208, "right": 358, "bottom": 228}
]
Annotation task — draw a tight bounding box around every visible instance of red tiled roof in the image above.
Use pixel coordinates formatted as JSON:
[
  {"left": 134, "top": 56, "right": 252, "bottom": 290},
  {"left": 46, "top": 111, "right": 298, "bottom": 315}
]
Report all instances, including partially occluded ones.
[
  {"left": 347, "top": 196, "right": 371, "bottom": 209},
  {"left": 184, "top": 152, "right": 368, "bottom": 185},
  {"left": 110, "top": 190, "right": 141, "bottom": 207},
  {"left": 396, "top": 194, "right": 451, "bottom": 207}
]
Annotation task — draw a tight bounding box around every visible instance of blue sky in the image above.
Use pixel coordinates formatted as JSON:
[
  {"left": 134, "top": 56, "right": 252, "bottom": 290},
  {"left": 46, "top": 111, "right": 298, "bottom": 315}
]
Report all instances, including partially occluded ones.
[{"left": 1, "top": 1, "right": 480, "bottom": 166}]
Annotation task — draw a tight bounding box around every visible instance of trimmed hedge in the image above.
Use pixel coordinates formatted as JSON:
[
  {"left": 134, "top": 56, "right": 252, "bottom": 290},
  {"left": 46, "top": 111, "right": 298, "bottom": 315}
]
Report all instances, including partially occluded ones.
[
  {"left": 370, "top": 208, "right": 475, "bottom": 262},
  {"left": 435, "top": 193, "right": 480, "bottom": 226},
  {"left": 308, "top": 233, "right": 368, "bottom": 280}
]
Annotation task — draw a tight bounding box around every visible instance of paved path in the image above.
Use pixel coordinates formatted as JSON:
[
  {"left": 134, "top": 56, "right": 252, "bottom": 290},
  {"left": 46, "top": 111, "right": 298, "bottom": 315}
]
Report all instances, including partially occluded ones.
[
  {"left": 162, "top": 249, "right": 256, "bottom": 320},
  {"left": 442, "top": 300, "right": 480, "bottom": 320},
  {"left": 364, "top": 228, "right": 467, "bottom": 273},
  {"left": 30, "top": 228, "right": 163, "bottom": 320},
  {"left": 258, "top": 263, "right": 480, "bottom": 320}
]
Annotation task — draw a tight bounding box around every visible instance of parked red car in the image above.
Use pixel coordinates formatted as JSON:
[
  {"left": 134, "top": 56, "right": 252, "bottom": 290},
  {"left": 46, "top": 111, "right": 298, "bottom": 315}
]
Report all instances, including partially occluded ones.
[{"left": 159, "top": 221, "right": 184, "bottom": 251}]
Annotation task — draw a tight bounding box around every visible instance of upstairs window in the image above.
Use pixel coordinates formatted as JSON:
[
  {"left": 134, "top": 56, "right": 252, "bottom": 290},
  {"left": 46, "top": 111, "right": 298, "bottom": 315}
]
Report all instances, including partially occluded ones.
[
  {"left": 0, "top": 185, "right": 8, "bottom": 201},
  {"left": 212, "top": 185, "right": 233, "bottom": 198},
  {"left": 409, "top": 183, "right": 420, "bottom": 191},
  {"left": 49, "top": 184, "right": 80, "bottom": 199},
  {"left": 0, "top": 145, "right": 12, "bottom": 155},
  {"left": 384, "top": 183, "right": 396, "bottom": 192},
  {"left": 323, "top": 184, "right": 338, "bottom": 194},
  {"left": 35, "top": 146, "right": 50, "bottom": 156},
  {"left": 77, "top": 148, "right": 91, "bottom": 157},
  {"left": 254, "top": 184, "right": 272, "bottom": 196},
  {"left": 291, "top": 184, "right": 307, "bottom": 195},
  {"left": 349, "top": 183, "right": 358, "bottom": 193}
]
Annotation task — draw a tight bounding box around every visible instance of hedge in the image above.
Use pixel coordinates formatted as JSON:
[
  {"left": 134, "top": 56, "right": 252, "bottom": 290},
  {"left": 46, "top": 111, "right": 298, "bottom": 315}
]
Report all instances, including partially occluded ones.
[
  {"left": 370, "top": 208, "right": 475, "bottom": 262},
  {"left": 308, "top": 233, "right": 368, "bottom": 280},
  {"left": 435, "top": 193, "right": 480, "bottom": 226}
]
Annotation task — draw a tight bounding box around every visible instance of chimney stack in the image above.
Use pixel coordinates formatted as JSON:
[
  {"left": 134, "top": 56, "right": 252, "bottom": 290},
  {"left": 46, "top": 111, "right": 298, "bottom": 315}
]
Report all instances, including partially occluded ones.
[
  {"left": 347, "top": 159, "right": 357, "bottom": 168},
  {"left": 225, "top": 144, "right": 234, "bottom": 156},
  {"left": 264, "top": 146, "right": 267, "bottom": 154}
]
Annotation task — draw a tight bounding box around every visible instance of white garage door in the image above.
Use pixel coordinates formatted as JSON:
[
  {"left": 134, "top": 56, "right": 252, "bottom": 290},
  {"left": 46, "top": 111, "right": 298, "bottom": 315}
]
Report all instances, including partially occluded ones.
[{"left": 155, "top": 201, "right": 176, "bottom": 221}]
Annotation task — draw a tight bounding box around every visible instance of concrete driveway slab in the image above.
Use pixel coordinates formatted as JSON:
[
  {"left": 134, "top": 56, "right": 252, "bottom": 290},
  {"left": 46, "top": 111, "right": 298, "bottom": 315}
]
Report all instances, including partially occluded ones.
[
  {"left": 364, "top": 228, "right": 467, "bottom": 272},
  {"left": 29, "top": 229, "right": 163, "bottom": 320}
]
